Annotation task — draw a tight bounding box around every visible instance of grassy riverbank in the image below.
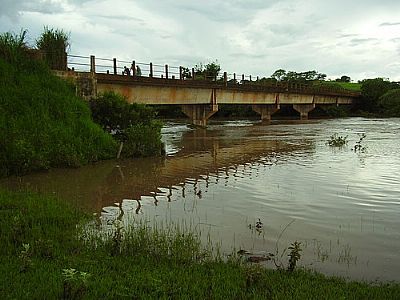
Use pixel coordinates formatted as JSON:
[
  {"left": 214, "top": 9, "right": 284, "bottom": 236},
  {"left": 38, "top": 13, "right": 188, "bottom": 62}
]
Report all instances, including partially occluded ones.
[
  {"left": 0, "top": 29, "right": 119, "bottom": 177},
  {"left": 1, "top": 189, "right": 399, "bottom": 299},
  {"left": 0, "top": 29, "right": 164, "bottom": 177}
]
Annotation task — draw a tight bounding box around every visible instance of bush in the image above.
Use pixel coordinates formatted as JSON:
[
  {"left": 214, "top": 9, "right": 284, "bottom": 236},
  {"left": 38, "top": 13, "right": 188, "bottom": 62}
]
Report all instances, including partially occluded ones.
[
  {"left": 122, "top": 121, "right": 163, "bottom": 157},
  {"left": 379, "top": 89, "right": 400, "bottom": 117},
  {"left": 90, "top": 91, "right": 163, "bottom": 157}
]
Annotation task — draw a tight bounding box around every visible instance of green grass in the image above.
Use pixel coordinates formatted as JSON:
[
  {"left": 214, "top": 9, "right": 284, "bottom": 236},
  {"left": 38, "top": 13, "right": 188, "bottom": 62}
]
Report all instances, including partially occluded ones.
[
  {"left": 1, "top": 189, "right": 399, "bottom": 299},
  {"left": 317, "top": 81, "right": 362, "bottom": 92}
]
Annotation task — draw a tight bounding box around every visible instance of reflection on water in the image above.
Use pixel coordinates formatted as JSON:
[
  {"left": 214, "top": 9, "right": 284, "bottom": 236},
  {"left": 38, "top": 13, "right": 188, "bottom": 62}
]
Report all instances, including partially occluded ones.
[{"left": 2, "top": 118, "right": 400, "bottom": 282}]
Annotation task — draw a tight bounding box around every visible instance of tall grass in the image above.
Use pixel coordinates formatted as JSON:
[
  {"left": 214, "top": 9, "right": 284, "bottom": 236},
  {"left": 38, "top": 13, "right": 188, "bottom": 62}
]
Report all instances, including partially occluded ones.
[
  {"left": 36, "top": 26, "right": 69, "bottom": 70},
  {"left": 0, "top": 29, "right": 28, "bottom": 64}
]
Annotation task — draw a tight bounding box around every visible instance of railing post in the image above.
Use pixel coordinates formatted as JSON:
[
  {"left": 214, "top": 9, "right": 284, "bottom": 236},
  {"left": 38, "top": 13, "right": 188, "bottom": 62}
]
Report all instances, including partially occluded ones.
[
  {"left": 90, "top": 55, "right": 95, "bottom": 73},
  {"left": 192, "top": 68, "right": 195, "bottom": 80},
  {"left": 223, "top": 72, "right": 227, "bottom": 85},
  {"left": 179, "top": 66, "right": 183, "bottom": 80},
  {"left": 233, "top": 73, "right": 236, "bottom": 83},
  {"left": 165, "top": 64, "right": 169, "bottom": 79},
  {"left": 113, "top": 58, "right": 117, "bottom": 75},
  {"left": 257, "top": 76, "right": 259, "bottom": 81},
  {"left": 242, "top": 74, "right": 244, "bottom": 83},
  {"left": 131, "top": 60, "right": 136, "bottom": 79},
  {"left": 150, "top": 62, "right": 153, "bottom": 77},
  {"left": 249, "top": 75, "right": 252, "bottom": 82}
]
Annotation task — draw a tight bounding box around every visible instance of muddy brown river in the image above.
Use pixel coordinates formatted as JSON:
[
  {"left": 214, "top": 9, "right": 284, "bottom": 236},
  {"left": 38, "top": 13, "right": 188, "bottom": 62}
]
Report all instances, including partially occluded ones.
[{"left": 2, "top": 117, "right": 400, "bottom": 282}]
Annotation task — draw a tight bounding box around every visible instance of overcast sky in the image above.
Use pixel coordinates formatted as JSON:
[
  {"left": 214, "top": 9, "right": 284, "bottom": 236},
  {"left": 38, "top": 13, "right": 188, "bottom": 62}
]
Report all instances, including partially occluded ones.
[{"left": 1, "top": 0, "right": 400, "bottom": 81}]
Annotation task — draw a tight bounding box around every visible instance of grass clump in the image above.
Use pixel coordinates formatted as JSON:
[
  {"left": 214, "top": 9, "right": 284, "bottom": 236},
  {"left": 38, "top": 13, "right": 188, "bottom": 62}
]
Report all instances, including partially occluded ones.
[
  {"left": 36, "top": 26, "right": 69, "bottom": 70},
  {"left": 1, "top": 189, "right": 400, "bottom": 299}
]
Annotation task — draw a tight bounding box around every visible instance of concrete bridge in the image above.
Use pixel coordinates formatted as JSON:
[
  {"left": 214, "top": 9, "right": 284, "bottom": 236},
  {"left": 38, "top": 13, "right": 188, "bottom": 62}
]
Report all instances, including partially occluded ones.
[{"left": 58, "top": 55, "right": 360, "bottom": 126}]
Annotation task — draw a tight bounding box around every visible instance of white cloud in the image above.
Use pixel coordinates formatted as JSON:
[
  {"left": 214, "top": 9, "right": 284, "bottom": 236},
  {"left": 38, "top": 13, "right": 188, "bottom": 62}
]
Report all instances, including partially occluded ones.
[{"left": 1, "top": 0, "right": 399, "bottom": 80}]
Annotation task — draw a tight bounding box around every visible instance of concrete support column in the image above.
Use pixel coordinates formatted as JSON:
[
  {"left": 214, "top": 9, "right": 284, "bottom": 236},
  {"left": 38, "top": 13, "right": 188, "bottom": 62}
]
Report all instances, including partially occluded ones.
[
  {"left": 181, "top": 104, "right": 219, "bottom": 127},
  {"left": 293, "top": 104, "right": 315, "bottom": 120},
  {"left": 252, "top": 104, "right": 280, "bottom": 122}
]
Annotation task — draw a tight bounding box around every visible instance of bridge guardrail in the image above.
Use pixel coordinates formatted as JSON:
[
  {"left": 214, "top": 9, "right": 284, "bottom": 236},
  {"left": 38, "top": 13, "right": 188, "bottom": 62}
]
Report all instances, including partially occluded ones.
[{"left": 65, "top": 54, "right": 360, "bottom": 98}]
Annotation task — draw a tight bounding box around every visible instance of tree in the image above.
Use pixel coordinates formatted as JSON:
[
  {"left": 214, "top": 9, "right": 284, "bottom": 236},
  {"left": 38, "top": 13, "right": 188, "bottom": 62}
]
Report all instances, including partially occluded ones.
[
  {"left": 194, "top": 60, "right": 221, "bottom": 80},
  {"left": 339, "top": 75, "right": 351, "bottom": 82},
  {"left": 271, "top": 69, "right": 286, "bottom": 81},
  {"left": 360, "top": 78, "right": 398, "bottom": 112},
  {"left": 379, "top": 88, "right": 400, "bottom": 116},
  {"left": 181, "top": 67, "right": 191, "bottom": 79},
  {"left": 271, "top": 69, "right": 326, "bottom": 82}
]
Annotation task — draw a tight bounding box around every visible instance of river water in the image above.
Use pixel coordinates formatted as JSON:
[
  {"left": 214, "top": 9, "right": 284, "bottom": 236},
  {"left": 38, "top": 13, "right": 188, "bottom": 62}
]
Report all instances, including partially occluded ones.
[{"left": 2, "top": 117, "right": 400, "bottom": 282}]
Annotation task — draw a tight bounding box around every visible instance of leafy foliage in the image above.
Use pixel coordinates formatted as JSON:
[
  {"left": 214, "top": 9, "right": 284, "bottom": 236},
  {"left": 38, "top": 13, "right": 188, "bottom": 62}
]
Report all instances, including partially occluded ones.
[
  {"left": 90, "top": 92, "right": 163, "bottom": 157},
  {"left": 379, "top": 88, "right": 400, "bottom": 116},
  {"left": 359, "top": 78, "right": 398, "bottom": 112},
  {"left": 287, "top": 241, "right": 302, "bottom": 272},
  {"left": 194, "top": 60, "right": 221, "bottom": 80},
  {"left": 271, "top": 69, "right": 327, "bottom": 82}
]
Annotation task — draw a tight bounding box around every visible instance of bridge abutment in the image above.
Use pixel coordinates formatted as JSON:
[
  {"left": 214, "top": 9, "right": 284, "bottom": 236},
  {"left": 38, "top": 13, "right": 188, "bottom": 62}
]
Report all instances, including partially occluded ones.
[
  {"left": 181, "top": 104, "right": 219, "bottom": 127},
  {"left": 293, "top": 104, "right": 315, "bottom": 120},
  {"left": 252, "top": 104, "right": 280, "bottom": 122}
]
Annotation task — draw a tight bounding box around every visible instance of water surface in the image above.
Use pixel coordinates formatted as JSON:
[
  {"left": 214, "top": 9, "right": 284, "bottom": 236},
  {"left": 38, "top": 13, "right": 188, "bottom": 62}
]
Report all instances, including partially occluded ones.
[{"left": 2, "top": 117, "right": 400, "bottom": 281}]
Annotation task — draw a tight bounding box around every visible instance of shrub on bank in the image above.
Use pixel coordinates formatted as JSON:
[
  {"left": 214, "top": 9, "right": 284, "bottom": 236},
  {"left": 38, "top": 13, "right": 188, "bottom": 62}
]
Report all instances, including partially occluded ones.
[
  {"left": 0, "top": 31, "right": 117, "bottom": 177},
  {"left": 90, "top": 91, "right": 164, "bottom": 157}
]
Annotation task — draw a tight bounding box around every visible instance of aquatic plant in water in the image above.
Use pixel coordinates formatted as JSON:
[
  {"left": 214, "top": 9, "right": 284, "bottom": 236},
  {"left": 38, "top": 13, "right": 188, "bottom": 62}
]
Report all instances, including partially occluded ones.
[
  {"left": 352, "top": 133, "right": 366, "bottom": 152},
  {"left": 327, "top": 133, "right": 348, "bottom": 147}
]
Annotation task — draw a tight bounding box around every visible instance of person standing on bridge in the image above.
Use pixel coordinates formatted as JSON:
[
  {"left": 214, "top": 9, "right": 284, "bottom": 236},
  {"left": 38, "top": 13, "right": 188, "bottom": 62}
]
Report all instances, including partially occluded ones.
[{"left": 136, "top": 65, "right": 142, "bottom": 76}]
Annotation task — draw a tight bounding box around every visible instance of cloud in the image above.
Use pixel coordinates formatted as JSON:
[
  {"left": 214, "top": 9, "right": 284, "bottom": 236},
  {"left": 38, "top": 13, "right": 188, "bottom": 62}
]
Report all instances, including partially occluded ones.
[
  {"left": 380, "top": 22, "right": 400, "bottom": 26},
  {"left": 1, "top": 0, "right": 400, "bottom": 81},
  {"left": 349, "top": 38, "right": 379, "bottom": 46},
  {"left": 0, "top": 0, "right": 66, "bottom": 19}
]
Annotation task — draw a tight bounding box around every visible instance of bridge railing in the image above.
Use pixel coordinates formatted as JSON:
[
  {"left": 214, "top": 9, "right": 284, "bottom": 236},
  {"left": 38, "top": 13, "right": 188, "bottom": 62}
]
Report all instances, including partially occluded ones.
[{"left": 65, "top": 54, "right": 360, "bottom": 97}]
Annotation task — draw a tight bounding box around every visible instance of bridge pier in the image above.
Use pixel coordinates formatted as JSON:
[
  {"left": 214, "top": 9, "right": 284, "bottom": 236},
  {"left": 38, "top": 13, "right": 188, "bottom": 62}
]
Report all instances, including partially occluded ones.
[
  {"left": 252, "top": 104, "right": 280, "bottom": 122},
  {"left": 181, "top": 104, "right": 219, "bottom": 127},
  {"left": 293, "top": 104, "right": 315, "bottom": 120}
]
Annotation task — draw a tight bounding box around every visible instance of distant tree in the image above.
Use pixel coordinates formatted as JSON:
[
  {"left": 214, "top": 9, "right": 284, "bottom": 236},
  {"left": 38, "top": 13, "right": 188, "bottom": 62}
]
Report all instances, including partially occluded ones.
[
  {"left": 360, "top": 78, "right": 398, "bottom": 112},
  {"left": 272, "top": 69, "right": 326, "bottom": 82},
  {"left": 341, "top": 75, "right": 351, "bottom": 82},
  {"left": 336, "top": 75, "right": 351, "bottom": 82},
  {"left": 271, "top": 69, "right": 287, "bottom": 81},
  {"left": 317, "top": 73, "right": 327, "bottom": 81},
  {"left": 181, "top": 67, "right": 191, "bottom": 79},
  {"left": 194, "top": 60, "right": 221, "bottom": 80}
]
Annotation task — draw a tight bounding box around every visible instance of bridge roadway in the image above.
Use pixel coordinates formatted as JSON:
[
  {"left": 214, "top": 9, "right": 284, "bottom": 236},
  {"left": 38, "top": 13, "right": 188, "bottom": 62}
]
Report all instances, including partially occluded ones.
[{"left": 56, "top": 69, "right": 359, "bottom": 126}]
